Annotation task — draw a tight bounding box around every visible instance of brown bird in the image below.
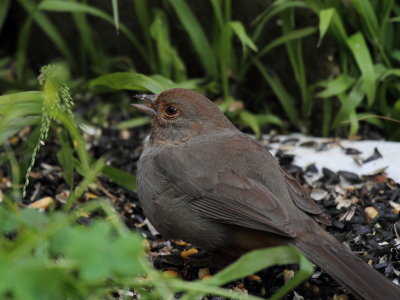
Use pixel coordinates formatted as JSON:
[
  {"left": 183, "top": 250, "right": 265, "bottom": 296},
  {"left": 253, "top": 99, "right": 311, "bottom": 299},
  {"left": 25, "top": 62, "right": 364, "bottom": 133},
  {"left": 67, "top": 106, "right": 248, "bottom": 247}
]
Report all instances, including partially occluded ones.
[{"left": 134, "top": 88, "right": 400, "bottom": 299}]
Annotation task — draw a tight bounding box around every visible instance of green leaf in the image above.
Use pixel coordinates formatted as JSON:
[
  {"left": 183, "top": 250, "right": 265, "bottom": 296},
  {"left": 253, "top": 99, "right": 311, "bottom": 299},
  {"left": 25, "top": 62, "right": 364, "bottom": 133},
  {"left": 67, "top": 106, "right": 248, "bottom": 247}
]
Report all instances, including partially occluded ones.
[
  {"left": 347, "top": 33, "right": 376, "bottom": 107},
  {"left": 356, "top": 112, "right": 384, "bottom": 128},
  {"left": 111, "top": 0, "right": 119, "bottom": 32},
  {"left": 258, "top": 27, "right": 316, "bottom": 59},
  {"left": 317, "top": 74, "right": 356, "bottom": 98},
  {"left": 238, "top": 111, "right": 260, "bottom": 137},
  {"left": 102, "top": 165, "right": 136, "bottom": 192},
  {"left": 15, "top": 16, "right": 33, "bottom": 80},
  {"left": 318, "top": 8, "right": 334, "bottom": 46},
  {"left": 208, "top": 246, "right": 313, "bottom": 300},
  {"left": 209, "top": 0, "right": 223, "bottom": 28},
  {"left": 19, "top": 0, "right": 74, "bottom": 66},
  {"left": 56, "top": 131, "right": 74, "bottom": 188},
  {"left": 0, "top": 0, "right": 10, "bottom": 33},
  {"left": 89, "top": 72, "right": 165, "bottom": 93},
  {"left": 252, "top": 1, "right": 308, "bottom": 41},
  {"left": 351, "top": 0, "right": 379, "bottom": 41},
  {"left": 39, "top": 0, "right": 146, "bottom": 60},
  {"left": 229, "top": 21, "right": 258, "bottom": 55},
  {"left": 117, "top": 117, "right": 151, "bottom": 129},
  {"left": 317, "top": 7, "right": 348, "bottom": 47},
  {"left": 381, "top": 68, "right": 400, "bottom": 79},
  {"left": 281, "top": 10, "right": 310, "bottom": 117},
  {"left": 255, "top": 61, "right": 299, "bottom": 128},
  {"left": 168, "top": 0, "right": 218, "bottom": 78}
]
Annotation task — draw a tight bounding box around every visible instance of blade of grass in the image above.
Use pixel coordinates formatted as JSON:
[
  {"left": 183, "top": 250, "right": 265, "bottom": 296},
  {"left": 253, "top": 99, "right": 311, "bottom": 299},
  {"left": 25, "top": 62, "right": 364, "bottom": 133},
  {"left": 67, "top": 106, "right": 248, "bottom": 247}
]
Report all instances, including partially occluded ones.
[
  {"left": 282, "top": 10, "right": 310, "bottom": 117},
  {"left": 111, "top": 0, "right": 119, "bottom": 32},
  {"left": 69, "top": 0, "right": 102, "bottom": 74},
  {"left": 255, "top": 61, "right": 299, "bottom": 128},
  {"left": 0, "top": 0, "right": 10, "bottom": 32},
  {"left": 18, "top": 0, "right": 74, "bottom": 66},
  {"left": 316, "top": 74, "right": 356, "bottom": 98},
  {"left": 218, "top": 23, "right": 232, "bottom": 99},
  {"left": 102, "top": 166, "right": 136, "bottom": 192},
  {"left": 89, "top": 72, "right": 165, "bottom": 93},
  {"left": 238, "top": 111, "right": 261, "bottom": 137},
  {"left": 56, "top": 130, "right": 74, "bottom": 188},
  {"left": 64, "top": 158, "right": 105, "bottom": 211},
  {"left": 352, "top": 0, "right": 391, "bottom": 66},
  {"left": 117, "top": 117, "right": 151, "bottom": 129},
  {"left": 347, "top": 33, "right": 376, "bottom": 107},
  {"left": 252, "top": 1, "right": 308, "bottom": 42},
  {"left": 207, "top": 246, "right": 313, "bottom": 300},
  {"left": 15, "top": 16, "right": 33, "bottom": 80},
  {"left": 322, "top": 99, "right": 332, "bottom": 137},
  {"left": 168, "top": 0, "right": 218, "bottom": 78},
  {"left": 239, "top": 27, "right": 316, "bottom": 81},
  {"left": 209, "top": 0, "right": 223, "bottom": 29},
  {"left": 133, "top": 0, "right": 156, "bottom": 72},
  {"left": 230, "top": 21, "right": 258, "bottom": 55},
  {"left": 39, "top": 0, "right": 147, "bottom": 61}
]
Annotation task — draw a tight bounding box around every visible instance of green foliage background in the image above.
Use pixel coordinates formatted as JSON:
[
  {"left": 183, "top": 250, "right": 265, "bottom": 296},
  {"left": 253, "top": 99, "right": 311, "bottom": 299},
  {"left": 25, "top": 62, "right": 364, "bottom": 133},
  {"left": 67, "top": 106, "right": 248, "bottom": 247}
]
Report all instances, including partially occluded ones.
[{"left": 0, "top": 0, "right": 399, "bottom": 299}]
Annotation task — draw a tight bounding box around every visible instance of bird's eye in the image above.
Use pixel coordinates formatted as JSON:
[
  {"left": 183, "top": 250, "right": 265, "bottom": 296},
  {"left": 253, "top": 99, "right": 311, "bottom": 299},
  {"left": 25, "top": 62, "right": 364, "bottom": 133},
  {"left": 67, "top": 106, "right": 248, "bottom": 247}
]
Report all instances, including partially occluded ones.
[{"left": 165, "top": 105, "right": 178, "bottom": 116}]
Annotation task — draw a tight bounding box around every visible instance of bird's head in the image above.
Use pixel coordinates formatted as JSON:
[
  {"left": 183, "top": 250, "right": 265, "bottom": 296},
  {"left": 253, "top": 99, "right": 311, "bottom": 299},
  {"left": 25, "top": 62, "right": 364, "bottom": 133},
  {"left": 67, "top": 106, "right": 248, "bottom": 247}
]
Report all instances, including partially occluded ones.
[{"left": 133, "top": 88, "right": 235, "bottom": 143}]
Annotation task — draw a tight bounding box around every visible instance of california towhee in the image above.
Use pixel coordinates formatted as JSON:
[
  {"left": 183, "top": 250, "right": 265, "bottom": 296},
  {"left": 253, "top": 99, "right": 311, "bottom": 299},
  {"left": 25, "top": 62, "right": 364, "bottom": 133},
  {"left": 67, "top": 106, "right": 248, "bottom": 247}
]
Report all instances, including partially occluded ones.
[{"left": 134, "top": 88, "right": 399, "bottom": 299}]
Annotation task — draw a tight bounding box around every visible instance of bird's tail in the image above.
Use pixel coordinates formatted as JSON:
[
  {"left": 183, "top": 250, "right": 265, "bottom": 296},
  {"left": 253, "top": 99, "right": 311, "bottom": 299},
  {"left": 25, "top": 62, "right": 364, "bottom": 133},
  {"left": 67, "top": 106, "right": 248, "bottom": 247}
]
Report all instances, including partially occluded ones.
[{"left": 292, "top": 227, "right": 400, "bottom": 300}]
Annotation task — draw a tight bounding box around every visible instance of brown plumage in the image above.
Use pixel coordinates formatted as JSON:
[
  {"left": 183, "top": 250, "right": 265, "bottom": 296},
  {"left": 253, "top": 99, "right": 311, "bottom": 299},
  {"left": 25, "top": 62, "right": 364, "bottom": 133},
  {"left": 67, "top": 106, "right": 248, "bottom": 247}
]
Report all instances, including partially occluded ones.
[{"left": 135, "top": 88, "right": 400, "bottom": 299}]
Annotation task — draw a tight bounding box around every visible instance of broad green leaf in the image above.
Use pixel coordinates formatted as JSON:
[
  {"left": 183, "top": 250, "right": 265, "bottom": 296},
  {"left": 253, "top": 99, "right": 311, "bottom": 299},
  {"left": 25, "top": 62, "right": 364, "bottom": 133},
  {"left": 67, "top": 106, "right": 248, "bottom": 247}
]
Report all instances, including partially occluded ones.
[
  {"left": 317, "top": 74, "right": 356, "bottom": 98},
  {"left": 89, "top": 72, "right": 165, "bottom": 93},
  {"left": 347, "top": 33, "right": 376, "bottom": 107},
  {"left": 238, "top": 111, "right": 260, "bottom": 137},
  {"left": 102, "top": 165, "right": 136, "bottom": 192},
  {"left": 0, "top": 91, "right": 43, "bottom": 104}
]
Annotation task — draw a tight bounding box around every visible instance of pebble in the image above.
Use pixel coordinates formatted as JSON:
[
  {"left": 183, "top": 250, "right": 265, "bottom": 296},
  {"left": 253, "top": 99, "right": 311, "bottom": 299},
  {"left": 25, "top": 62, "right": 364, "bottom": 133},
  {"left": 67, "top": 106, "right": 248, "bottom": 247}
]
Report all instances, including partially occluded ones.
[
  {"left": 180, "top": 248, "right": 198, "bottom": 259},
  {"left": 28, "top": 196, "right": 53, "bottom": 209},
  {"left": 364, "top": 206, "right": 379, "bottom": 223}
]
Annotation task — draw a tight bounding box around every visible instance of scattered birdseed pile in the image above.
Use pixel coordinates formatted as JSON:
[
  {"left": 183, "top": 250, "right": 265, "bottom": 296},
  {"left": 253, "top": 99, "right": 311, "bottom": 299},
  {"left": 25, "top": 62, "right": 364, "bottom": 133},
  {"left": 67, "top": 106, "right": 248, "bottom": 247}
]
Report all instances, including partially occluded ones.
[{"left": 4, "top": 126, "right": 400, "bottom": 299}]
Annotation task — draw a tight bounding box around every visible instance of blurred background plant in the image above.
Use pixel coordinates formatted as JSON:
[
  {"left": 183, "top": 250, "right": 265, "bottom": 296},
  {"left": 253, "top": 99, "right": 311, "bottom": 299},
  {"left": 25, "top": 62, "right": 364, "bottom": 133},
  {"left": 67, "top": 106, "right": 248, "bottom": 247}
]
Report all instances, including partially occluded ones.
[
  {"left": 1, "top": 0, "right": 400, "bottom": 138},
  {"left": 0, "top": 0, "right": 400, "bottom": 298}
]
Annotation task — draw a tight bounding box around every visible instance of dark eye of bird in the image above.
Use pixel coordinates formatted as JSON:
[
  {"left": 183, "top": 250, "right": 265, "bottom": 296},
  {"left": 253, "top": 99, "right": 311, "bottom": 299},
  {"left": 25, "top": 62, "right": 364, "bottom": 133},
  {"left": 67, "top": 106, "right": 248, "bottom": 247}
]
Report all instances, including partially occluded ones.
[{"left": 166, "top": 105, "right": 177, "bottom": 115}]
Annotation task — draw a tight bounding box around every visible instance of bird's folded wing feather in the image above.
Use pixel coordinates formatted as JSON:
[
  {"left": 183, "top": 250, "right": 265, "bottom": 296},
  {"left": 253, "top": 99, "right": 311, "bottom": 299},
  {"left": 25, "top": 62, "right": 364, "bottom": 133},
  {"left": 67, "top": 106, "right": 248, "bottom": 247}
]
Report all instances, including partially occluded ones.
[
  {"left": 154, "top": 147, "right": 296, "bottom": 238},
  {"left": 282, "top": 170, "right": 331, "bottom": 225}
]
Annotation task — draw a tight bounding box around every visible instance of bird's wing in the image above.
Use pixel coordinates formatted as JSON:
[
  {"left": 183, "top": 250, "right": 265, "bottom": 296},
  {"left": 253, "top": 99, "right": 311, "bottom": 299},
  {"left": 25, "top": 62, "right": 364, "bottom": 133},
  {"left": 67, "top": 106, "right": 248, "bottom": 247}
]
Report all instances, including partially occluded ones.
[
  {"left": 282, "top": 170, "right": 331, "bottom": 225},
  {"left": 154, "top": 138, "right": 296, "bottom": 238}
]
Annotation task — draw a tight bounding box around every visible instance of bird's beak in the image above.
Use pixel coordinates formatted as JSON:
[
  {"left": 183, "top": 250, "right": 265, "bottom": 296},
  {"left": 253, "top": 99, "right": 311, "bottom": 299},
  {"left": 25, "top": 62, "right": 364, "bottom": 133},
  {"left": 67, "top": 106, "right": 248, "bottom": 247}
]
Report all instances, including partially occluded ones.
[{"left": 132, "top": 94, "right": 157, "bottom": 117}]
